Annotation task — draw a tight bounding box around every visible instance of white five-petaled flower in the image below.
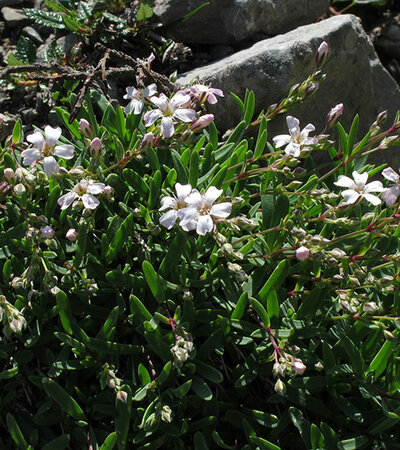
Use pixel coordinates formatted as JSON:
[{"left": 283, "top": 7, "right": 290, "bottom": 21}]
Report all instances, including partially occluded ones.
[
  {"left": 381, "top": 167, "right": 400, "bottom": 206},
  {"left": 190, "top": 84, "right": 224, "bottom": 104},
  {"left": 123, "top": 82, "right": 157, "bottom": 115},
  {"left": 58, "top": 179, "right": 106, "bottom": 210},
  {"left": 159, "top": 183, "right": 192, "bottom": 230},
  {"left": 21, "top": 126, "right": 74, "bottom": 176},
  {"left": 144, "top": 92, "right": 196, "bottom": 138},
  {"left": 334, "top": 170, "right": 384, "bottom": 205},
  {"left": 180, "top": 186, "right": 232, "bottom": 235},
  {"left": 273, "top": 116, "right": 318, "bottom": 157}
]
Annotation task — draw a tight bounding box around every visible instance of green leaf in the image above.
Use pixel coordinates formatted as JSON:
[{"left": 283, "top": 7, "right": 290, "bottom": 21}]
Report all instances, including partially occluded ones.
[
  {"left": 148, "top": 170, "right": 162, "bottom": 209},
  {"left": 226, "top": 121, "right": 246, "bottom": 145},
  {"left": 267, "top": 290, "right": 279, "bottom": 324},
  {"left": 243, "top": 90, "right": 255, "bottom": 126},
  {"left": 24, "top": 8, "right": 65, "bottom": 29},
  {"left": 56, "top": 289, "right": 73, "bottom": 335},
  {"left": 106, "top": 214, "right": 133, "bottom": 263},
  {"left": 171, "top": 380, "right": 192, "bottom": 399},
  {"left": 231, "top": 292, "right": 248, "bottom": 320},
  {"left": 115, "top": 385, "right": 132, "bottom": 450},
  {"left": 289, "top": 407, "right": 311, "bottom": 448},
  {"left": 195, "top": 360, "right": 223, "bottom": 383},
  {"left": 6, "top": 413, "right": 28, "bottom": 449},
  {"left": 12, "top": 118, "right": 22, "bottom": 145},
  {"left": 96, "top": 306, "right": 119, "bottom": 340},
  {"left": 194, "top": 431, "right": 210, "bottom": 450},
  {"left": 212, "top": 431, "right": 236, "bottom": 449},
  {"left": 42, "top": 435, "right": 70, "bottom": 450},
  {"left": 310, "top": 424, "right": 325, "bottom": 449},
  {"left": 192, "top": 376, "right": 213, "bottom": 401},
  {"left": 100, "top": 433, "right": 117, "bottom": 450},
  {"left": 249, "top": 436, "right": 280, "bottom": 450},
  {"left": 42, "top": 377, "right": 87, "bottom": 422},
  {"left": 348, "top": 114, "right": 359, "bottom": 155},
  {"left": 136, "top": 2, "right": 153, "bottom": 20},
  {"left": 341, "top": 334, "right": 364, "bottom": 376},
  {"left": 15, "top": 36, "right": 36, "bottom": 63},
  {"left": 257, "top": 260, "right": 289, "bottom": 304},
  {"left": 189, "top": 148, "right": 200, "bottom": 186},
  {"left": 338, "top": 436, "right": 369, "bottom": 450},
  {"left": 367, "top": 340, "right": 396, "bottom": 377},
  {"left": 250, "top": 297, "right": 270, "bottom": 327},
  {"left": 129, "top": 294, "right": 152, "bottom": 321},
  {"left": 142, "top": 260, "right": 166, "bottom": 303},
  {"left": 296, "top": 285, "right": 324, "bottom": 320}
]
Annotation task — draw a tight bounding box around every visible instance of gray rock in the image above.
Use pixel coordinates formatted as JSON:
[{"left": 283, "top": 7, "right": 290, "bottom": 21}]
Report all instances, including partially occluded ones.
[
  {"left": 22, "top": 26, "right": 44, "bottom": 45},
  {"left": 1, "top": 7, "right": 29, "bottom": 27},
  {"left": 153, "top": 0, "right": 330, "bottom": 45},
  {"left": 56, "top": 33, "right": 81, "bottom": 54},
  {"left": 376, "top": 24, "right": 400, "bottom": 60},
  {"left": 178, "top": 14, "right": 400, "bottom": 165},
  {"left": 0, "top": 0, "right": 22, "bottom": 6}
]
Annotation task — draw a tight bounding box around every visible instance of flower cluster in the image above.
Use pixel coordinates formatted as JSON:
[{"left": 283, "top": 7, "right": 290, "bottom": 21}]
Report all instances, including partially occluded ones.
[
  {"left": 159, "top": 183, "right": 232, "bottom": 235},
  {"left": 0, "top": 296, "right": 26, "bottom": 336}
]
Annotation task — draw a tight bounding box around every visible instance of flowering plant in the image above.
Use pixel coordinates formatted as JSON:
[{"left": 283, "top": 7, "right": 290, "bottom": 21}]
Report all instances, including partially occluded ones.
[{"left": 1, "top": 43, "right": 400, "bottom": 449}]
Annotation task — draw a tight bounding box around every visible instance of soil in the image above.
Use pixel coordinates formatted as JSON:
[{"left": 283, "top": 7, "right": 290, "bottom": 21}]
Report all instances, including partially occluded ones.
[{"left": 0, "top": 1, "right": 399, "bottom": 132}]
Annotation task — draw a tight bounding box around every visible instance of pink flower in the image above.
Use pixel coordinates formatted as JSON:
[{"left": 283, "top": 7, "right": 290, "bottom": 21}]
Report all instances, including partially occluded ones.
[
  {"left": 381, "top": 167, "right": 400, "bottom": 206},
  {"left": 190, "top": 84, "right": 224, "bottom": 105},
  {"left": 144, "top": 92, "right": 196, "bottom": 138},
  {"left": 190, "top": 114, "right": 214, "bottom": 132},
  {"left": 295, "top": 246, "right": 310, "bottom": 261},
  {"left": 123, "top": 82, "right": 157, "bottom": 115}
]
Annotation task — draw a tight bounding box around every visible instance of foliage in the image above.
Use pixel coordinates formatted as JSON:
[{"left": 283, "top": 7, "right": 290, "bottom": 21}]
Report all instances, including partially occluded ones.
[{"left": 1, "top": 44, "right": 400, "bottom": 449}]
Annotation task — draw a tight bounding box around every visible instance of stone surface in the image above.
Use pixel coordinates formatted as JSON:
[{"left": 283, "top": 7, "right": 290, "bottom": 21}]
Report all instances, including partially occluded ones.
[
  {"left": 178, "top": 14, "right": 400, "bottom": 164},
  {"left": 376, "top": 24, "right": 400, "bottom": 60},
  {"left": 0, "top": 0, "right": 22, "bottom": 6},
  {"left": 22, "top": 26, "right": 44, "bottom": 45},
  {"left": 153, "top": 0, "right": 330, "bottom": 45},
  {"left": 1, "top": 7, "right": 28, "bottom": 27}
]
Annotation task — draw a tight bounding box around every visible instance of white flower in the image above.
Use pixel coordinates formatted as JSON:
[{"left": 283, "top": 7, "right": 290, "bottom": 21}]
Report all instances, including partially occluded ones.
[
  {"left": 58, "top": 179, "right": 106, "bottom": 210},
  {"left": 334, "top": 171, "right": 384, "bottom": 205},
  {"left": 21, "top": 126, "right": 74, "bottom": 176},
  {"left": 159, "top": 183, "right": 192, "bottom": 230},
  {"left": 123, "top": 82, "right": 157, "bottom": 115},
  {"left": 180, "top": 186, "right": 232, "bottom": 235},
  {"left": 144, "top": 92, "right": 196, "bottom": 138},
  {"left": 171, "top": 335, "right": 193, "bottom": 363},
  {"left": 273, "top": 116, "right": 318, "bottom": 157},
  {"left": 381, "top": 167, "right": 400, "bottom": 206},
  {"left": 291, "top": 359, "right": 306, "bottom": 375}
]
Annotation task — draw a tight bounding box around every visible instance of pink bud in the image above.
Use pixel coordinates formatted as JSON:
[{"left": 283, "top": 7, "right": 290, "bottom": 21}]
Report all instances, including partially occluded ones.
[
  {"left": 103, "top": 185, "right": 114, "bottom": 196},
  {"left": 79, "top": 119, "right": 93, "bottom": 138},
  {"left": 190, "top": 114, "right": 214, "bottom": 133},
  {"left": 40, "top": 226, "right": 55, "bottom": 239},
  {"left": 292, "top": 359, "right": 306, "bottom": 375},
  {"left": 140, "top": 132, "right": 155, "bottom": 149},
  {"left": 66, "top": 228, "right": 78, "bottom": 242},
  {"left": 89, "top": 137, "right": 102, "bottom": 156},
  {"left": 3, "top": 168, "right": 15, "bottom": 182},
  {"left": 315, "top": 41, "right": 329, "bottom": 68},
  {"left": 295, "top": 246, "right": 310, "bottom": 261},
  {"left": 326, "top": 103, "right": 344, "bottom": 128}
]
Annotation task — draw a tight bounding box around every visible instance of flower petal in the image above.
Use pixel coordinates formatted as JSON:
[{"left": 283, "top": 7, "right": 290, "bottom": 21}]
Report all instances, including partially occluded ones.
[
  {"left": 150, "top": 93, "right": 169, "bottom": 109},
  {"left": 173, "top": 108, "right": 196, "bottom": 123},
  {"left": 204, "top": 186, "right": 222, "bottom": 206},
  {"left": 300, "top": 123, "right": 315, "bottom": 139},
  {"left": 352, "top": 171, "right": 368, "bottom": 186},
  {"left": 272, "top": 134, "right": 291, "bottom": 148},
  {"left": 185, "top": 191, "right": 203, "bottom": 209},
  {"left": 286, "top": 116, "right": 300, "bottom": 134},
  {"left": 44, "top": 125, "right": 62, "bottom": 147},
  {"left": 144, "top": 109, "right": 163, "bottom": 126},
  {"left": 21, "top": 148, "right": 41, "bottom": 165},
  {"left": 285, "top": 142, "right": 301, "bottom": 157},
  {"left": 334, "top": 175, "right": 355, "bottom": 189},
  {"left": 160, "top": 210, "right": 178, "bottom": 229},
  {"left": 82, "top": 193, "right": 100, "bottom": 209},
  {"left": 43, "top": 156, "right": 59, "bottom": 176},
  {"left": 382, "top": 167, "right": 399, "bottom": 182},
  {"left": 365, "top": 180, "right": 384, "bottom": 193},
  {"left": 159, "top": 196, "right": 177, "bottom": 211},
  {"left": 143, "top": 84, "right": 157, "bottom": 97},
  {"left": 210, "top": 202, "right": 232, "bottom": 218},
  {"left": 161, "top": 117, "right": 175, "bottom": 138},
  {"left": 382, "top": 186, "right": 400, "bottom": 206},
  {"left": 58, "top": 191, "right": 78, "bottom": 210},
  {"left": 179, "top": 207, "right": 198, "bottom": 231},
  {"left": 170, "top": 93, "right": 191, "bottom": 108},
  {"left": 54, "top": 144, "right": 75, "bottom": 159},
  {"left": 363, "top": 193, "right": 382, "bottom": 206},
  {"left": 341, "top": 189, "right": 360, "bottom": 204},
  {"left": 87, "top": 182, "right": 105, "bottom": 194},
  {"left": 26, "top": 129, "right": 45, "bottom": 148},
  {"left": 175, "top": 183, "right": 192, "bottom": 200},
  {"left": 196, "top": 215, "right": 213, "bottom": 235}
]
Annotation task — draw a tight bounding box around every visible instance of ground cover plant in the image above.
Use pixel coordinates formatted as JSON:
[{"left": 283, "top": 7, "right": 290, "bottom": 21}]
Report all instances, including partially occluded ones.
[{"left": 2, "top": 41, "right": 400, "bottom": 449}]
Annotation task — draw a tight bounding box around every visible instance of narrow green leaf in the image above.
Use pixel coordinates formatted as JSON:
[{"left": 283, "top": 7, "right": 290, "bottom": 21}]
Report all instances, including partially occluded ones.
[
  {"left": 250, "top": 297, "right": 270, "bottom": 328},
  {"left": 367, "top": 340, "right": 396, "bottom": 377},
  {"left": 56, "top": 289, "right": 73, "bottom": 335},
  {"left": 129, "top": 294, "right": 152, "bottom": 321},
  {"left": 106, "top": 214, "right": 133, "bottom": 263},
  {"left": 42, "top": 377, "right": 87, "bottom": 421},
  {"left": 258, "top": 260, "right": 289, "bottom": 304},
  {"left": 249, "top": 436, "right": 280, "bottom": 450},
  {"left": 171, "top": 380, "right": 192, "bottom": 399},
  {"left": 243, "top": 90, "right": 255, "bottom": 126},
  {"left": 115, "top": 385, "right": 132, "bottom": 450},
  {"left": 6, "top": 413, "right": 28, "bottom": 449},
  {"left": 231, "top": 292, "right": 248, "bottom": 320},
  {"left": 42, "top": 435, "right": 70, "bottom": 450},
  {"left": 189, "top": 149, "right": 200, "bottom": 186},
  {"left": 192, "top": 376, "right": 213, "bottom": 401}
]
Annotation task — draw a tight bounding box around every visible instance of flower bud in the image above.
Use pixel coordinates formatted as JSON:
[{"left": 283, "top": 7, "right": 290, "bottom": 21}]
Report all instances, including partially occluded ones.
[
  {"left": 314, "top": 361, "right": 324, "bottom": 371},
  {"left": 89, "top": 137, "right": 102, "bottom": 157},
  {"left": 3, "top": 168, "right": 15, "bottom": 182},
  {"left": 161, "top": 405, "right": 173, "bottom": 423},
  {"left": 274, "top": 379, "right": 286, "bottom": 396},
  {"left": 0, "top": 181, "right": 11, "bottom": 195},
  {"left": 40, "top": 226, "right": 55, "bottom": 239},
  {"left": 326, "top": 103, "right": 344, "bottom": 128},
  {"left": 68, "top": 166, "right": 85, "bottom": 178},
  {"left": 139, "top": 132, "right": 154, "bottom": 150},
  {"left": 291, "top": 359, "right": 306, "bottom": 375},
  {"left": 375, "top": 110, "right": 387, "bottom": 126},
  {"left": 79, "top": 119, "right": 93, "bottom": 138},
  {"left": 66, "top": 228, "right": 78, "bottom": 242},
  {"left": 103, "top": 185, "right": 114, "bottom": 197},
  {"left": 190, "top": 114, "right": 214, "bottom": 133},
  {"left": 11, "top": 277, "right": 25, "bottom": 289},
  {"left": 383, "top": 330, "right": 398, "bottom": 342},
  {"left": 363, "top": 302, "right": 379, "bottom": 313},
  {"left": 295, "top": 246, "right": 310, "bottom": 261},
  {"left": 116, "top": 390, "right": 128, "bottom": 403},
  {"left": 305, "top": 82, "right": 319, "bottom": 97},
  {"left": 14, "top": 183, "right": 26, "bottom": 196},
  {"left": 315, "top": 41, "right": 329, "bottom": 68}
]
